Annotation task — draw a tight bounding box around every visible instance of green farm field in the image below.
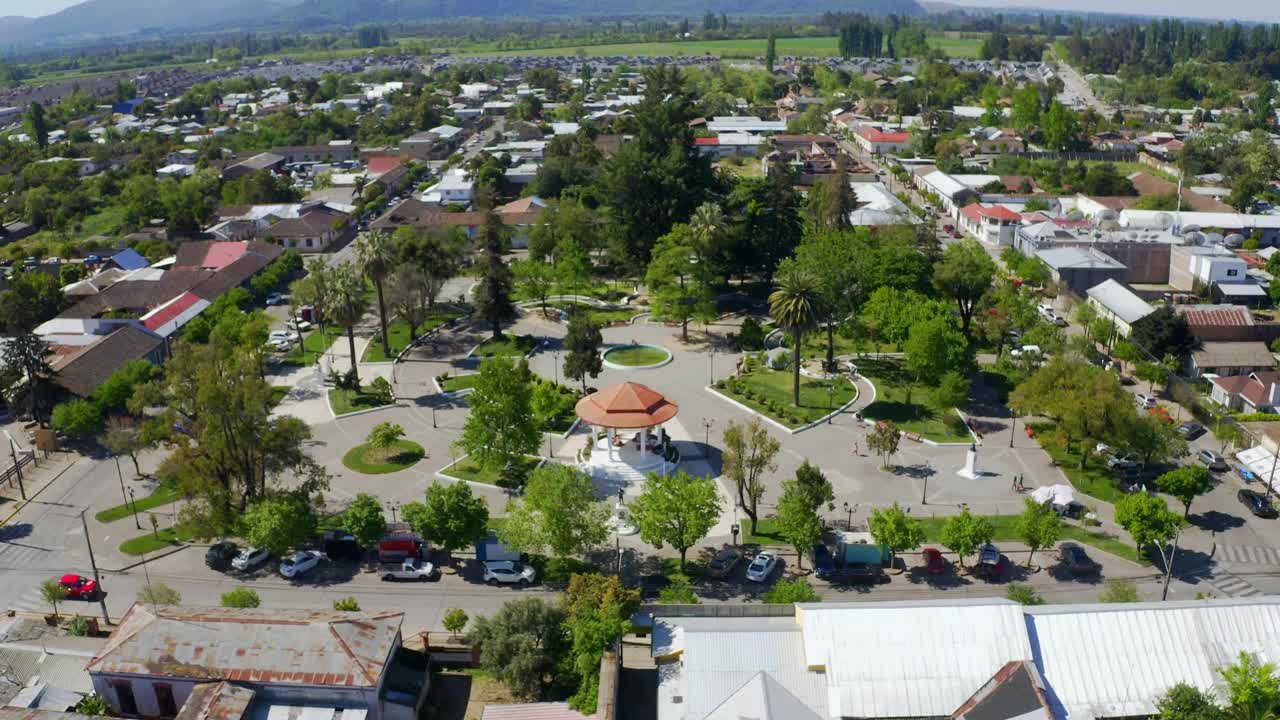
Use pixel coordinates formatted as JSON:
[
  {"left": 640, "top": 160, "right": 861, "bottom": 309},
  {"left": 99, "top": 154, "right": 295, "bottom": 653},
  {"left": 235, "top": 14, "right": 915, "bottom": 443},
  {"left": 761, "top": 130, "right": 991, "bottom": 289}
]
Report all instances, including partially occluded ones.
[{"left": 458, "top": 33, "right": 984, "bottom": 60}]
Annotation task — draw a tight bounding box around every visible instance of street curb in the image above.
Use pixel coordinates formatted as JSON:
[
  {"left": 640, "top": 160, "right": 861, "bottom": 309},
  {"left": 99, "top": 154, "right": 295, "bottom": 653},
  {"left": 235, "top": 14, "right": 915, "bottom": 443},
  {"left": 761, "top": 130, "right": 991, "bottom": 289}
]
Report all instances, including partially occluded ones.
[
  {"left": 0, "top": 457, "right": 78, "bottom": 528},
  {"left": 103, "top": 543, "right": 192, "bottom": 574},
  {"left": 435, "top": 454, "right": 549, "bottom": 493},
  {"left": 703, "top": 377, "right": 861, "bottom": 435},
  {"left": 331, "top": 401, "right": 399, "bottom": 420}
]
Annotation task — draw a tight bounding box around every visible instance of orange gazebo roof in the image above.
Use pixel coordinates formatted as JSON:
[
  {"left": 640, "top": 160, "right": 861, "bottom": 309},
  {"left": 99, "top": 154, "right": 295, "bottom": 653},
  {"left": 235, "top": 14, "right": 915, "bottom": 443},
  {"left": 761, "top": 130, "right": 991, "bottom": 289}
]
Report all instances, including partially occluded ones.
[{"left": 575, "top": 381, "right": 679, "bottom": 429}]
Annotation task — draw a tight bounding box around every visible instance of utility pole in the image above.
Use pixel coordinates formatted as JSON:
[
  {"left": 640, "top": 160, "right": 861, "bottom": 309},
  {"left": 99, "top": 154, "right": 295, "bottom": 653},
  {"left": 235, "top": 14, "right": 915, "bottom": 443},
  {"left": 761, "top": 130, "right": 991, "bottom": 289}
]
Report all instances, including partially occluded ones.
[
  {"left": 8, "top": 438, "right": 25, "bottom": 500},
  {"left": 80, "top": 510, "right": 110, "bottom": 625}
]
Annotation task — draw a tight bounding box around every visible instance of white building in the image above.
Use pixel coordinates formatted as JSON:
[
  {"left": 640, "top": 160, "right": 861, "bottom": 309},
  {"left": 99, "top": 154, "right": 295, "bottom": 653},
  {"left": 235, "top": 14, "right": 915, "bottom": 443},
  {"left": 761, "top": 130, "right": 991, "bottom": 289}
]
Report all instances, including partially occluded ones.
[
  {"left": 421, "top": 168, "right": 473, "bottom": 205},
  {"left": 1086, "top": 279, "right": 1154, "bottom": 336}
]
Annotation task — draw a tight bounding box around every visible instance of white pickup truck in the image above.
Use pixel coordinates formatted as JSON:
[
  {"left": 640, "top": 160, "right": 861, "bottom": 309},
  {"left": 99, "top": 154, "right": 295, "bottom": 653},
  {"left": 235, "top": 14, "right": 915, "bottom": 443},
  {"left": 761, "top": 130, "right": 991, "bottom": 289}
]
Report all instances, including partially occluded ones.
[{"left": 379, "top": 558, "right": 436, "bottom": 582}]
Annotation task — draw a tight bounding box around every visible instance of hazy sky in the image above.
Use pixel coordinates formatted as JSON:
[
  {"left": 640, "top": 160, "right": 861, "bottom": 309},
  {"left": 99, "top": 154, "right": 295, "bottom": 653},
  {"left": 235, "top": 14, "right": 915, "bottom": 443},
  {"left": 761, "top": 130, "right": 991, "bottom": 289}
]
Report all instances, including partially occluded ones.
[{"left": 0, "top": 0, "right": 1276, "bottom": 22}]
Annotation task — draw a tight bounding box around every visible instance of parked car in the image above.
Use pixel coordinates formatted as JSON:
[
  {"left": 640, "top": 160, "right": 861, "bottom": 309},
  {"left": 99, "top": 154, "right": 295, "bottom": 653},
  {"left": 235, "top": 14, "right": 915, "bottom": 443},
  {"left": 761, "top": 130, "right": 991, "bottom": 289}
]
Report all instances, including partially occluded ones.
[
  {"left": 1010, "top": 345, "right": 1042, "bottom": 358},
  {"left": 707, "top": 548, "right": 742, "bottom": 579},
  {"left": 279, "top": 550, "right": 322, "bottom": 579},
  {"left": 58, "top": 574, "right": 98, "bottom": 600},
  {"left": 1105, "top": 452, "right": 1140, "bottom": 471},
  {"left": 380, "top": 558, "right": 436, "bottom": 582},
  {"left": 265, "top": 292, "right": 286, "bottom": 306},
  {"left": 1052, "top": 314, "right": 1069, "bottom": 327},
  {"left": 1236, "top": 465, "right": 1261, "bottom": 484},
  {"left": 1135, "top": 393, "right": 1157, "bottom": 409},
  {"left": 1238, "top": 489, "right": 1279, "bottom": 519},
  {"left": 845, "top": 562, "right": 888, "bottom": 584},
  {"left": 1198, "top": 449, "right": 1228, "bottom": 472},
  {"left": 810, "top": 545, "right": 836, "bottom": 580},
  {"left": 1059, "top": 542, "right": 1100, "bottom": 575},
  {"left": 638, "top": 574, "right": 671, "bottom": 600},
  {"left": 922, "top": 548, "right": 947, "bottom": 575},
  {"left": 287, "top": 319, "right": 313, "bottom": 332},
  {"left": 942, "top": 224, "right": 955, "bottom": 233},
  {"left": 205, "top": 541, "right": 239, "bottom": 571},
  {"left": 973, "top": 543, "right": 1006, "bottom": 581},
  {"left": 231, "top": 547, "right": 271, "bottom": 572},
  {"left": 483, "top": 560, "right": 536, "bottom": 586},
  {"left": 745, "top": 551, "right": 778, "bottom": 582},
  {"left": 1178, "top": 420, "right": 1205, "bottom": 439},
  {"left": 322, "top": 530, "right": 361, "bottom": 561},
  {"left": 268, "top": 330, "right": 299, "bottom": 344}
]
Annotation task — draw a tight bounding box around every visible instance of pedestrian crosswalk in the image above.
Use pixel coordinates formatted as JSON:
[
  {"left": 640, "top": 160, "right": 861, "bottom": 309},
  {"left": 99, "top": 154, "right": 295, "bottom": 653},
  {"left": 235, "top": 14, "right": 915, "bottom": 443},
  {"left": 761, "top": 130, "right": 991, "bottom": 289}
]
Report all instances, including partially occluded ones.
[
  {"left": 1208, "top": 571, "right": 1263, "bottom": 598},
  {"left": 0, "top": 539, "right": 52, "bottom": 571},
  {"left": 1218, "top": 544, "right": 1280, "bottom": 567}
]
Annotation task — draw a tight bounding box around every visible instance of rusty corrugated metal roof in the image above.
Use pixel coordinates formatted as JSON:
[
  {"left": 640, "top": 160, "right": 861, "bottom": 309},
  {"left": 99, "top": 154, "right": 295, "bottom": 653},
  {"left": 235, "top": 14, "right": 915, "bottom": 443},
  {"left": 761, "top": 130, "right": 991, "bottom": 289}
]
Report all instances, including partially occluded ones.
[
  {"left": 87, "top": 605, "right": 402, "bottom": 689},
  {"left": 176, "top": 683, "right": 256, "bottom": 720}
]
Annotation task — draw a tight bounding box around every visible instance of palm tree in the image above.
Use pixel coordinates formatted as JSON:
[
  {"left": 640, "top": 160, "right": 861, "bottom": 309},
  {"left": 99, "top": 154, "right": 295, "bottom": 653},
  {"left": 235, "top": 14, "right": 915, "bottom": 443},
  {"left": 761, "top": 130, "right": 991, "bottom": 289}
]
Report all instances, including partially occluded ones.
[
  {"left": 326, "top": 265, "right": 368, "bottom": 386},
  {"left": 353, "top": 173, "right": 369, "bottom": 202},
  {"left": 769, "top": 268, "right": 823, "bottom": 407},
  {"left": 355, "top": 231, "right": 398, "bottom": 359},
  {"left": 689, "top": 202, "right": 725, "bottom": 248}
]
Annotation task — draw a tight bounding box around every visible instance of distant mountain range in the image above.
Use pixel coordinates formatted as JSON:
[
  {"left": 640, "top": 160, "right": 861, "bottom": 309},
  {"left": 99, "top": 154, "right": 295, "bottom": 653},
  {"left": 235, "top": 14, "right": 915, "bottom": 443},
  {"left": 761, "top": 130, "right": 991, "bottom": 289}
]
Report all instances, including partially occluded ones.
[{"left": 0, "top": 0, "right": 925, "bottom": 49}]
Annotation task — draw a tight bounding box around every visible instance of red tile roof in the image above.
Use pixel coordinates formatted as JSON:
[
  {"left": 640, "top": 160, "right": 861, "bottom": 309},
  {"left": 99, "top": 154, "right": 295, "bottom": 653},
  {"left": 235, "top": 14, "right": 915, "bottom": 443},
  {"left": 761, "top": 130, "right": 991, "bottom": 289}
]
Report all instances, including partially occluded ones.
[
  {"left": 366, "top": 156, "right": 402, "bottom": 175},
  {"left": 695, "top": 137, "right": 719, "bottom": 146},
  {"left": 979, "top": 205, "right": 1023, "bottom": 221},
  {"left": 144, "top": 291, "right": 204, "bottom": 332},
  {"left": 858, "top": 127, "right": 910, "bottom": 143},
  {"left": 1181, "top": 306, "right": 1253, "bottom": 327},
  {"left": 202, "top": 241, "right": 250, "bottom": 271}
]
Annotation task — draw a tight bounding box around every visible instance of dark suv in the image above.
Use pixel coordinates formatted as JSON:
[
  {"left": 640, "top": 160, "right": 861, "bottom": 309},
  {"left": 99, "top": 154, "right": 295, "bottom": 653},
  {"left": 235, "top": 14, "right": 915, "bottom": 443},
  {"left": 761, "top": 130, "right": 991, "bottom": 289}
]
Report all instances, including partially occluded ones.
[
  {"left": 1238, "top": 489, "right": 1279, "bottom": 519},
  {"left": 205, "top": 541, "right": 239, "bottom": 571},
  {"left": 810, "top": 545, "right": 836, "bottom": 580}
]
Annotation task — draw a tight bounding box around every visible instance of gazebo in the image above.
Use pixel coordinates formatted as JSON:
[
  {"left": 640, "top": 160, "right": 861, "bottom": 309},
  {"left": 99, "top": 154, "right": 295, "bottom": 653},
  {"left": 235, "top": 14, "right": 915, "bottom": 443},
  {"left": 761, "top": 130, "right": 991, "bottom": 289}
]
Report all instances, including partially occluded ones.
[{"left": 575, "top": 381, "right": 679, "bottom": 465}]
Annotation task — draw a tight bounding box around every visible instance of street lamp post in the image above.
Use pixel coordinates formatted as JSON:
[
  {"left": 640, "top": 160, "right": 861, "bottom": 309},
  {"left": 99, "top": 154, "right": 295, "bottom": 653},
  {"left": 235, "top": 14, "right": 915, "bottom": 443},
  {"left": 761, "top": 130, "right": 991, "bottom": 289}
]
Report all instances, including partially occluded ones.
[
  {"left": 843, "top": 501, "right": 853, "bottom": 530},
  {"left": 553, "top": 351, "right": 560, "bottom": 386},
  {"left": 547, "top": 434, "right": 553, "bottom": 458},
  {"left": 431, "top": 404, "right": 437, "bottom": 429},
  {"left": 708, "top": 349, "right": 715, "bottom": 385},
  {"left": 8, "top": 437, "right": 25, "bottom": 500},
  {"left": 114, "top": 454, "right": 128, "bottom": 506},
  {"left": 702, "top": 418, "right": 714, "bottom": 449},
  {"left": 922, "top": 462, "right": 930, "bottom": 505},
  {"left": 1009, "top": 411, "right": 1017, "bottom": 448},
  {"left": 128, "top": 487, "right": 141, "bottom": 530},
  {"left": 731, "top": 523, "right": 740, "bottom": 546},
  {"left": 387, "top": 501, "right": 400, "bottom": 523},
  {"left": 79, "top": 510, "right": 110, "bottom": 625},
  {"left": 827, "top": 384, "right": 835, "bottom": 424}
]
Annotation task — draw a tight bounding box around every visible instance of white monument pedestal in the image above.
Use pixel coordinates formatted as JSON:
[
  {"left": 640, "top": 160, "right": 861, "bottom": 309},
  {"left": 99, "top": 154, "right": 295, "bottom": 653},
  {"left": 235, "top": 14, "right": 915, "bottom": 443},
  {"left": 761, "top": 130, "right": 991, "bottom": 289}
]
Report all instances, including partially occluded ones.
[{"left": 957, "top": 443, "right": 980, "bottom": 479}]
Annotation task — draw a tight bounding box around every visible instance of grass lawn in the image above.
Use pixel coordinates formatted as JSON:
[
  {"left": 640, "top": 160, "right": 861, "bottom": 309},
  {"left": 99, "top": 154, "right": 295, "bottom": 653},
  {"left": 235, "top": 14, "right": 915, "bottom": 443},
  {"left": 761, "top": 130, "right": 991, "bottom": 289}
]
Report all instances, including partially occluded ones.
[
  {"left": 740, "top": 517, "right": 785, "bottom": 545},
  {"left": 440, "top": 374, "right": 480, "bottom": 392},
  {"left": 716, "top": 368, "right": 857, "bottom": 428},
  {"left": 269, "top": 386, "right": 290, "bottom": 408},
  {"left": 95, "top": 482, "right": 182, "bottom": 523},
  {"left": 472, "top": 333, "right": 538, "bottom": 358},
  {"left": 533, "top": 301, "right": 637, "bottom": 326},
  {"left": 917, "top": 514, "right": 1140, "bottom": 564},
  {"left": 342, "top": 440, "right": 426, "bottom": 474},
  {"left": 282, "top": 327, "right": 343, "bottom": 366},
  {"left": 361, "top": 309, "right": 464, "bottom": 363},
  {"left": 798, "top": 329, "right": 866, "bottom": 360},
  {"left": 442, "top": 455, "right": 542, "bottom": 489},
  {"left": 603, "top": 345, "right": 671, "bottom": 366},
  {"left": 459, "top": 32, "right": 983, "bottom": 59},
  {"left": 661, "top": 557, "right": 708, "bottom": 584},
  {"left": 329, "top": 386, "right": 392, "bottom": 416},
  {"left": 859, "top": 359, "right": 971, "bottom": 443},
  {"left": 512, "top": 280, "right": 629, "bottom": 303},
  {"left": 119, "top": 522, "right": 196, "bottom": 556},
  {"left": 1027, "top": 422, "right": 1127, "bottom": 504}
]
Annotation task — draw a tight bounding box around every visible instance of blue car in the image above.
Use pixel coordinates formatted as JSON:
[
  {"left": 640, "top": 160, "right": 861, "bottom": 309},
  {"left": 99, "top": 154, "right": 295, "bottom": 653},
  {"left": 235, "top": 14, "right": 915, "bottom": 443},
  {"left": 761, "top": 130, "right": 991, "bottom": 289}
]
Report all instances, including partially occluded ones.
[
  {"left": 810, "top": 544, "right": 836, "bottom": 580},
  {"left": 1237, "top": 466, "right": 1260, "bottom": 484}
]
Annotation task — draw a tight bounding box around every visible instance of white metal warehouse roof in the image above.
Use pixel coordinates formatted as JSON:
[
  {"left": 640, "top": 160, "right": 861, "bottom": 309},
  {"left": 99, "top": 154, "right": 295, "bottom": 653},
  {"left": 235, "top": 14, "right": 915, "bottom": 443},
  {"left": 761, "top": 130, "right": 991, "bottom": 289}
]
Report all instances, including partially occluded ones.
[
  {"left": 1025, "top": 599, "right": 1280, "bottom": 720},
  {"left": 798, "top": 600, "right": 1033, "bottom": 719}
]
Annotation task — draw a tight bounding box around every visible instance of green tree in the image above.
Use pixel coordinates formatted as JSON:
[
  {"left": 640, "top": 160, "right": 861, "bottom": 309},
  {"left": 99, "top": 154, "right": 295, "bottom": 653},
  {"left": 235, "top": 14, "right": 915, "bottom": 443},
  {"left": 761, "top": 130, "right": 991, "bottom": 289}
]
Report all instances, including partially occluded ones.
[
  {"left": 75, "top": 694, "right": 109, "bottom": 716},
  {"left": 1041, "top": 100, "right": 1082, "bottom": 151},
  {"left": 474, "top": 206, "right": 516, "bottom": 340},
  {"left": 221, "top": 587, "right": 261, "bottom": 608},
  {"left": 1099, "top": 580, "right": 1139, "bottom": 603},
  {"left": 631, "top": 469, "right": 722, "bottom": 572},
  {"left": 646, "top": 224, "right": 715, "bottom": 342},
  {"left": 324, "top": 266, "right": 368, "bottom": 385},
  {"left": 762, "top": 578, "right": 821, "bottom": 603},
  {"left": 355, "top": 230, "right": 398, "bottom": 359},
  {"left": 1132, "top": 306, "right": 1199, "bottom": 360},
  {"left": 658, "top": 582, "right": 699, "bottom": 604},
  {"left": 0, "top": 269, "right": 65, "bottom": 334},
  {"left": 868, "top": 502, "right": 925, "bottom": 556},
  {"left": 563, "top": 574, "right": 640, "bottom": 712},
  {"left": 939, "top": 508, "right": 995, "bottom": 568},
  {"left": 138, "top": 583, "right": 182, "bottom": 607},
  {"left": 443, "top": 607, "right": 469, "bottom": 639},
  {"left": 345, "top": 492, "right": 388, "bottom": 555},
  {"left": 101, "top": 417, "right": 149, "bottom": 478},
  {"left": 1011, "top": 86, "right": 1042, "bottom": 134},
  {"left": 867, "top": 421, "right": 901, "bottom": 467},
  {"left": 1128, "top": 413, "right": 1189, "bottom": 469},
  {"left": 775, "top": 478, "right": 826, "bottom": 570},
  {"left": 241, "top": 493, "right": 317, "bottom": 556},
  {"left": 769, "top": 268, "right": 823, "bottom": 406},
  {"left": 765, "top": 32, "right": 777, "bottom": 72},
  {"left": 333, "top": 597, "right": 361, "bottom": 611},
  {"left": 94, "top": 359, "right": 159, "bottom": 411},
  {"left": 1157, "top": 465, "right": 1214, "bottom": 518},
  {"left": 402, "top": 481, "right": 489, "bottom": 559},
  {"left": 500, "top": 463, "right": 609, "bottom": 558},
  {"left": 905, "top": 315, "right": 969, "bottom": 387},
  {"left": 1219, "top": 652, "right": 1279, "bottom": 720},
  {"left": 1016, "top": 498, "right": 1062, "bottom": 567},
  {"left": 1006, "top": 582, "right": 1044, "bottom": 605},
  {"left": 1115, "top": 492, "right": 1181, "bottom": 556},
  {"left": 562, "top": 312, "right": 603, "bottom": 393},
  {"left": 934, "top": 240, "right": 998, "bottom": 334},
  {"left": 40, "top": 579, "right": 68, "bottom": 619},
  {"left": 468, "top": 597, "right": 568, "bottom": 701},
  {"left": 51, "top": 399, "right": 103, "bottom": 439},
  {"left": 721, "top": 417, "right": 780, "bottom": 537},
  {"left": 933, "top": 371, "right": 973, "bottom": 409},
  {"left": 2, "top": 332, "right": 54, "bottom": 420},
  {"left": 1157, "top": 683, "right": 1225, "bottom": 720},
  {"left": 366, "top": 421, "right": 406, "bottom": 449},
  {"left": 25, "top": 101, "right": 49, "bottom": 149},
  {"left": 512, "top": 259, "right": 557, "bottom": 315},
  {"left": 459, "top": 359, "right": 540, "bottom": 471}
]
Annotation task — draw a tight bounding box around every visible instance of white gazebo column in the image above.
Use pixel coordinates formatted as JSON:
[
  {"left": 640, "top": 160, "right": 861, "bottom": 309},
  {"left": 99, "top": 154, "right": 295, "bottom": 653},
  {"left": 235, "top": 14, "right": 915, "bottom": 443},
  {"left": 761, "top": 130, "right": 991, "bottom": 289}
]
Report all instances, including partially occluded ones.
[
  {"left": 592, "top": 425, "right": 600, "bottom": 447},
  {"left": 608, "top": 427, "right": 616, "bottom": 460},
  {"left": 641, "top": 427, "right": 648, "bottom": 461}
]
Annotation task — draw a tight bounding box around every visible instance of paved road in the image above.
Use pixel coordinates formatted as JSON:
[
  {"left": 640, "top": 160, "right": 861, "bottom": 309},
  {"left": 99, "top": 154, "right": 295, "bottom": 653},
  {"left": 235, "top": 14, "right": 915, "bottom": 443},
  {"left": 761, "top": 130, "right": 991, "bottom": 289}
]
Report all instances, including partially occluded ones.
[{"left": 1047, "top": 44, "right": 1111, "bottom": 115}]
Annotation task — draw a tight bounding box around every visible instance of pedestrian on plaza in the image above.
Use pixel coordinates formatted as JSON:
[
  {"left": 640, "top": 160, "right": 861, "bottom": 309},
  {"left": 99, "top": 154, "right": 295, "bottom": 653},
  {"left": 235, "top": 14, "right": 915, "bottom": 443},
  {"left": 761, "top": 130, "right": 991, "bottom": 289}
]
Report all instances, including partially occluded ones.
[{"left": 852, "top": 440, "right": 859, "bottom": 456}]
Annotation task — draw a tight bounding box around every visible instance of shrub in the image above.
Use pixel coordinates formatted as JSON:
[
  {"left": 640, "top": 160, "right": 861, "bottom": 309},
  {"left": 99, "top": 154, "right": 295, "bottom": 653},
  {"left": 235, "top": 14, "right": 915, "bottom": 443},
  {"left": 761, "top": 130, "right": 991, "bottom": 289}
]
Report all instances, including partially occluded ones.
[
  {"left": 658, "top": 581, "right": 699, "bottom": 604},
  {"left": 68, "top": 615, "right": 90, "bottom": 636},
  {"left": 737, "top": 318, "right": 766, "bottom": 350},
  {"left": 1006, "top": 582, "right": 1044, "bottom": 605},
  {"left": 763, "top": 578, "right": 821, "bottom": 604},
  {"left": 443, "top": 607, "right": 468, "bottom": 637},
  {"left": 221, "top": 588, "right": 261, "bottom": 608},
  {"left": 369, "top": 376, "right": 394, "bottom": 404},
  {"left": 769, "top": 350, "right": 791, "bottom": 371},
  {"left": 943, "top": 412, "right": 969, "bottom": 436},
  {"left": 333, "top": 597, "right": 361, "bottom": 611},
  {"left": 542, "top": 556, "right": 596, "bottom": 582}
]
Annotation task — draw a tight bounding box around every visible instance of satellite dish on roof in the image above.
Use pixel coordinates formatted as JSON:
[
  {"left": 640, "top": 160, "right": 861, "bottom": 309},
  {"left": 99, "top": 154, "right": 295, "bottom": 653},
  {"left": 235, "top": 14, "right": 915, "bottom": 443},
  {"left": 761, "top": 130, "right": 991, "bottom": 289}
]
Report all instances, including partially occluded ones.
[
  {"left": 1066, "top": 209, "right": 1084, "bottom": 221},
  {"left": 1100, "top": 220, "right": 1121, "bottom": 231},
  {"left": 1127, "top": 230, "right": 1139, "bottom": 240},
  {"left": 1182, "top": 223, "right": 1202, "bottom": 233},
  {"left": 1225, "top": 233, "right": 1246, "bottom": 247},
  {"left": 1183, "top": 231, "right": 1205, "bottom": 246},
  {"left": 1098, "top": 209, "right": 1118, "bottom": 221},
  {"left": 1154, "top": 212, "right": 1174, "bottom": 229},
  {"left": 1206, "top": 232, "right": 1225, "bottom": 245}
]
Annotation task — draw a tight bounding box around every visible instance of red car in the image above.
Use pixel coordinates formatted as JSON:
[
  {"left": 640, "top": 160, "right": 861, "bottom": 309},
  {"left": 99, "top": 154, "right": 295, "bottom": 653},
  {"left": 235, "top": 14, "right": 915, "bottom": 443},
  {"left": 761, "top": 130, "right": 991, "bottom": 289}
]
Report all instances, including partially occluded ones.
[
  {"left": 922, "top": 548, "right": 947, "bottom": 575},
  {"left": 59, "top": 574, "right": 98, "bottom": 599}
]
